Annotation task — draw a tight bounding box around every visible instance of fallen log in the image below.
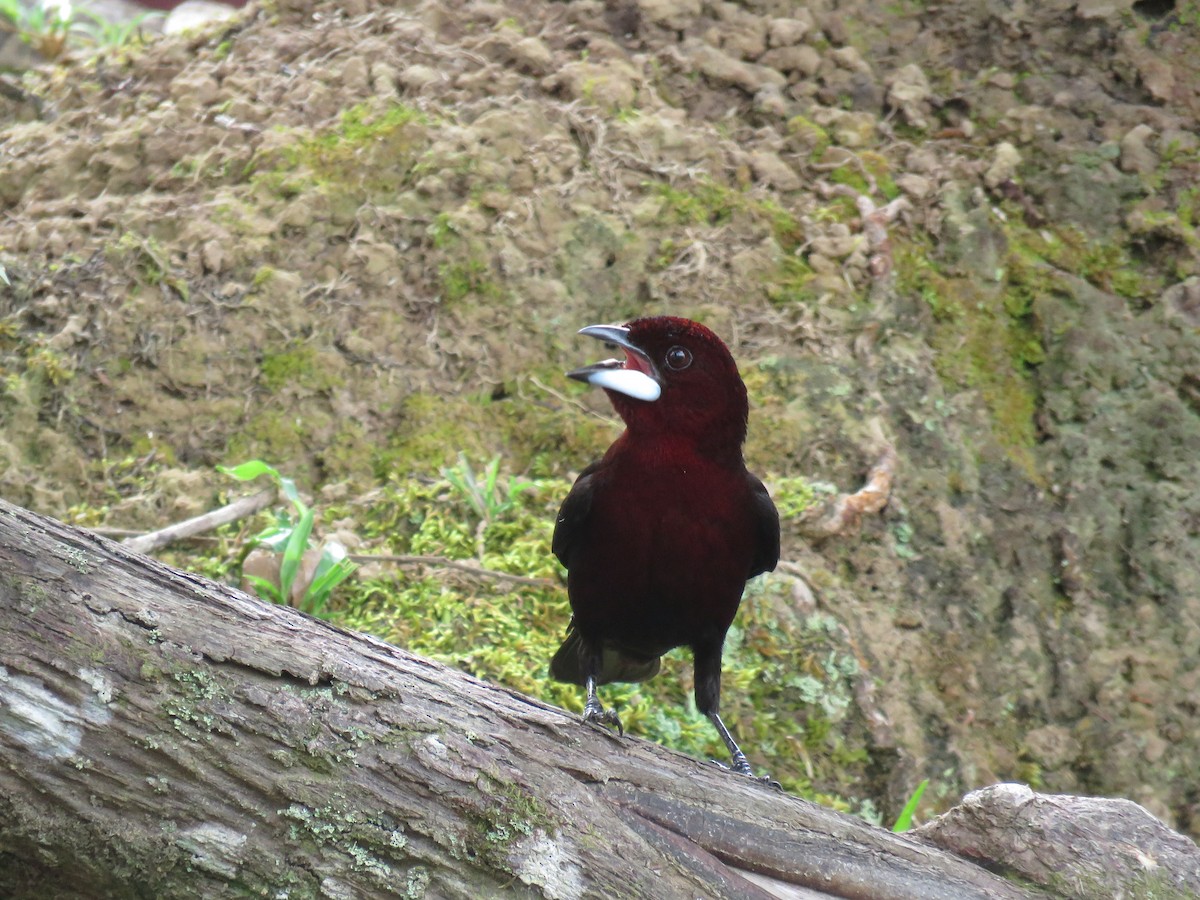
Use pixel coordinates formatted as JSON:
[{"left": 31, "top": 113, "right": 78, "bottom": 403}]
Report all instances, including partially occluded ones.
[{"left": 1, "top": 498, "right": 1194, "bottom": 898}]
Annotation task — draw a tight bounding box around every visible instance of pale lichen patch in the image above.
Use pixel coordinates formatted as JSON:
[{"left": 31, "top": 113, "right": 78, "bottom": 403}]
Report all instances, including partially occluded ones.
[
  {"left": 0, "top": 665, "right": 84, "bottom": 760},
  {"left": 510, "top": 830, "right": 584, "bottom": 900},
  {"left": 78, "top": 667, "right": 115, "bottom": 705},
  {"left": 175, "top": 822, "right": 248, "bottom": 879},
  {"left": 319, "top": 876, "right": 356, "bottom": 900}
]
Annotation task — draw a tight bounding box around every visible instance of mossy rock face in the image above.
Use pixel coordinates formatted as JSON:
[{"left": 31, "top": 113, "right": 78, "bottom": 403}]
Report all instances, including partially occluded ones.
[
  {"left": 2, "top": 0, "right": 1200, "bottom": 837},
  {"left": 558, "top": 214, "right": 648, "bottom": 317}
]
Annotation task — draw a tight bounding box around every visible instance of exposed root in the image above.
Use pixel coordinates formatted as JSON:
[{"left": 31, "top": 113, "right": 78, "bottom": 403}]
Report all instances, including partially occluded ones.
[
  {"left": 855, "top": 194, "right": 909, "bottom": 280},
  {"left": 799, "top": 444, "right": 897, "bottom": 539}
]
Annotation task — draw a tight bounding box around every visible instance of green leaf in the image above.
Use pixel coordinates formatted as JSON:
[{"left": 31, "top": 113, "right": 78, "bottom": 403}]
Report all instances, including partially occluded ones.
[
  {"left": 509, "top": 477, "right": 536, "bottom": 499},
  {"left": 244, "top": 574, "right": 284, "bottom": 605},
  {"left": 277, "top": 474, "right": 303, "bottom": 510},
  {"left": 308, "top": 550, "right": 355, "bottom": 594},
  {"left": 483, "top": 456, "right": 500, "bottom": 501},
  {"left": 304, "top": 558, "right": 356, "bottom": 618},
  {"left": 308, "top": 540, "right": 347, "bottom": 582},
  {"left": 253, "top": 524, "right": 295, "bottom": 552},
  {"left": 278, "top": 507, "right": 314, "bottom": 602},
  {"left": 218, "top": 459, "right": 279, "bottom": 482},
  {"left": 892, "top": 779, "right": 929, "bottom": 833}
]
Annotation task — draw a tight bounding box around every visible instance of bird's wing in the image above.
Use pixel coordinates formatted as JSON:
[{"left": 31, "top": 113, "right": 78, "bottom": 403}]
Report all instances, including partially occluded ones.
[
  {"left": 747, "top": 473, "right": 781, "bottom": 578},
  {"left": 548, "top": 623, "right": 586, "bottom": 684},
  {"left": 552, "top": 460, "right": 604, "bottom": 569}
]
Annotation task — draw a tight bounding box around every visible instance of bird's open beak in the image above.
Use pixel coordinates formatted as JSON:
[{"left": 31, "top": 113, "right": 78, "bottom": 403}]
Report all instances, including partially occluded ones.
[{"left": 567, "top": 324, "right": 662, "bottom": 402}]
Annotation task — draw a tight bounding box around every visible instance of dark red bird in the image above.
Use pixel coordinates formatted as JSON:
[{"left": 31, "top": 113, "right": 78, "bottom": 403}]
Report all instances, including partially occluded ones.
[{"left": 550, "top": 316, "right": 780, "bottom": 777}]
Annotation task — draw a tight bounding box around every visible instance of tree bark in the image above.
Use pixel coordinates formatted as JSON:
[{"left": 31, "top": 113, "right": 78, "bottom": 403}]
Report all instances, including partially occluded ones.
[
  {"left": 0, "top": 498, "right": 1192, "bottom": 899},
  {"left": 918, "top": 784, "right": 1200, "bottom": 898}
]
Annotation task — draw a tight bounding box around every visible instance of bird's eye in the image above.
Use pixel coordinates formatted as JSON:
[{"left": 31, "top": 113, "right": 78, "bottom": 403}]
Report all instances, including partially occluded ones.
[{"left": 665, "top": 346, "right": 692, "bottom": 371}]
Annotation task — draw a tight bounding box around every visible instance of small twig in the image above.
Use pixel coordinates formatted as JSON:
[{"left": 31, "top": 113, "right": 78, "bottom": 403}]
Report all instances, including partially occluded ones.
[
  {"left": 121, "top": 489, "right": 277, "bottom": 555},
  {"left": 85, "top": 527, "right": 144, "bottom": 538},
  {"left": 91, "top": 526, "right": 223, "bottom": 545},
  {"left": 356, "top": 553, "right": 556, "bottom": 588}
]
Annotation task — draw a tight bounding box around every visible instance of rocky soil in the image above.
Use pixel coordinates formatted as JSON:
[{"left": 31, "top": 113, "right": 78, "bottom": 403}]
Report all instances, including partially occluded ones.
[{"left": 2, "top": 0, "right": 1199, "bottom": 835}]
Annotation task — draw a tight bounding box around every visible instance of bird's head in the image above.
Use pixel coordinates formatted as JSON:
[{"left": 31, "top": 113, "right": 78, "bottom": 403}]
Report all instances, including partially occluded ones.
[{"left": 567, "top": 316, "right": 749, "bottom": 452}]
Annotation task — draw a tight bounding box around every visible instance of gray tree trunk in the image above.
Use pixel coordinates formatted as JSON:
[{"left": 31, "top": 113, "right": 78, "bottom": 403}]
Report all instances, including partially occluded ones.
[{"left": 1, "top": 498, "right": 1195, "bottom": 899}]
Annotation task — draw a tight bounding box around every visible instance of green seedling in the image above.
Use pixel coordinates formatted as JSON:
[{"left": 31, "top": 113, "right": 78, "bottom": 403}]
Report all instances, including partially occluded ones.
[
  {"left": 891, "top": 779, "right": 929, "bottom": 833},
  {"left": 219, "top": 459, "right": 356, "bottom": 618},
  {"left": 442, "top": 453, "right": 535, "bottom": 525}
]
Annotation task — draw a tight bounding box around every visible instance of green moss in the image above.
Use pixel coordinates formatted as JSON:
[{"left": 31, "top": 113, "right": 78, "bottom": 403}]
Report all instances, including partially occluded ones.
[
  {"left": 107, "top": 231, "right": 188, "bottom": 298},
  {"left": 378, "top": 393, "right": 495, "bottom": 478},
  {"left": 823, "top": 151, "right": 898, "bottom": 199},
  {"left": 1177, "top": 185, "right": 1200, "bottom": 232},
  {"left": 251, "top": 265, "right": 278, "bottom": 289},
  {"left": 757, "top": 197, "right": 807, "bottom": 249},
  {"left": 1014, "top": 759, "right": 1044, "bottom": 789},
  {"left": 897, "top": 206, "right": 1174, "bottom": 481},
  {"left": 423, "top": 210, "right": 503, "bottom": 304},
  {"left": 765, "top": 256, "right": 818, "bottom": 305},
  {"left": 897, "top": 240, "right": 1043, "bottom": 477},
  {"left": 644, "top": 175, "right": 829, "bottom": 304},
  {"left": 25, "top": 346, "right": 74, "bottom": 386},
  {"left": 439, "top": 257, "right": 500, "bottom": 303},
  {"left": 861, "top": 151, "right": 900, "bottom": 200},
  {"left": 469, "top": 778, "right": 556, "bottom": 862},
  {"left": 652, "top": 179, "right": 742, "bottom": 227},
  {"left": 770, "top": 475, "right": 820, "bottom": 519},
  {"left": 127, "top": 432, "right": 179, "bottom": 465},
  {"left": 427, "top": 212, "right": 458, "bottom": 250},
  {"left": 162, "top": 669, "right": 233, "bottom": 740},
  {"left": 252, "top": 100, "right": 428, "bottom": 202},
  {"left": 787, "top": 114, "right": 831, "bottom": 156},
  {"left": 828, "top": 163, "right": 869, "bottom": 195},
  {"left": 329, "top": 103, "right": 423, "bottom": 147},
  {"left": 318, "top": 419, "right": 376, "bottom": 481},
  {"left": 226, "top": 409, "right": 313, "bottom": 467},
  {"left": 1045, "top": 868, "right": 1197, "bottom": 900},
  {"left": 377, "top": 384, "right": 614, "bottom": 483},
  {"left": 280, "top": 801, "right": 409, "bottom": 878},
  {"left": 259, "top": 341, "right": 343, "bottom": 393},
  {"left": 1025, "top": 224, "right": 1161, "bottom": 302}
]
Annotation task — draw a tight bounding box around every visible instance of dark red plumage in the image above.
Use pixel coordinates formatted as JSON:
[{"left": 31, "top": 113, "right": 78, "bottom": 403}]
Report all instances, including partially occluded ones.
[{"left": 550, "top": 316, "right": 780, "bottom": 777}]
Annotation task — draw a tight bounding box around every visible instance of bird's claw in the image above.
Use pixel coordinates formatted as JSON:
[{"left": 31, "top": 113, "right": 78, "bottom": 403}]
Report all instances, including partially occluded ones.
[
  {"left": 582, "top": 702, "right": 624, "bottom": 736},
  {"left": 710, "top": 756, "right": 782, "bottom": 790}
]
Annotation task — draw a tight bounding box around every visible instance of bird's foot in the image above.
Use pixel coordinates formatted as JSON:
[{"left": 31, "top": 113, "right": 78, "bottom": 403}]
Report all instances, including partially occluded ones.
[
  {"left": 711, "top": 753, "right": 782, "bottom": 790},
  {"left": 582, "top": 699, "right": 624, "bottom": 736}
]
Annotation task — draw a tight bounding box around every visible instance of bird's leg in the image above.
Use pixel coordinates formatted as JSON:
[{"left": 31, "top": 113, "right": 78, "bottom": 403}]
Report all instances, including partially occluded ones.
[
  {"left": 705, "top": 709, "right": 779, "bottom": 786},
  {"left": 706, "top": 711, "right": 753, "bottom": 776},
  {"left": 579, "top": 640, "right": 623, "bottom": 734},
  {"left": 695, "top": 641, "right": 776, "bottom": 784},
  {"left": 582, "top": 675, "right": 624, "bottom": 735}
]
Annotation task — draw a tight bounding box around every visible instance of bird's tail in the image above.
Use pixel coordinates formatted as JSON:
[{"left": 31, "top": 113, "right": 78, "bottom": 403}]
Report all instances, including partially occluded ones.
[{"left": 549, "top": 627, "right": 661, "bottom": 686}]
